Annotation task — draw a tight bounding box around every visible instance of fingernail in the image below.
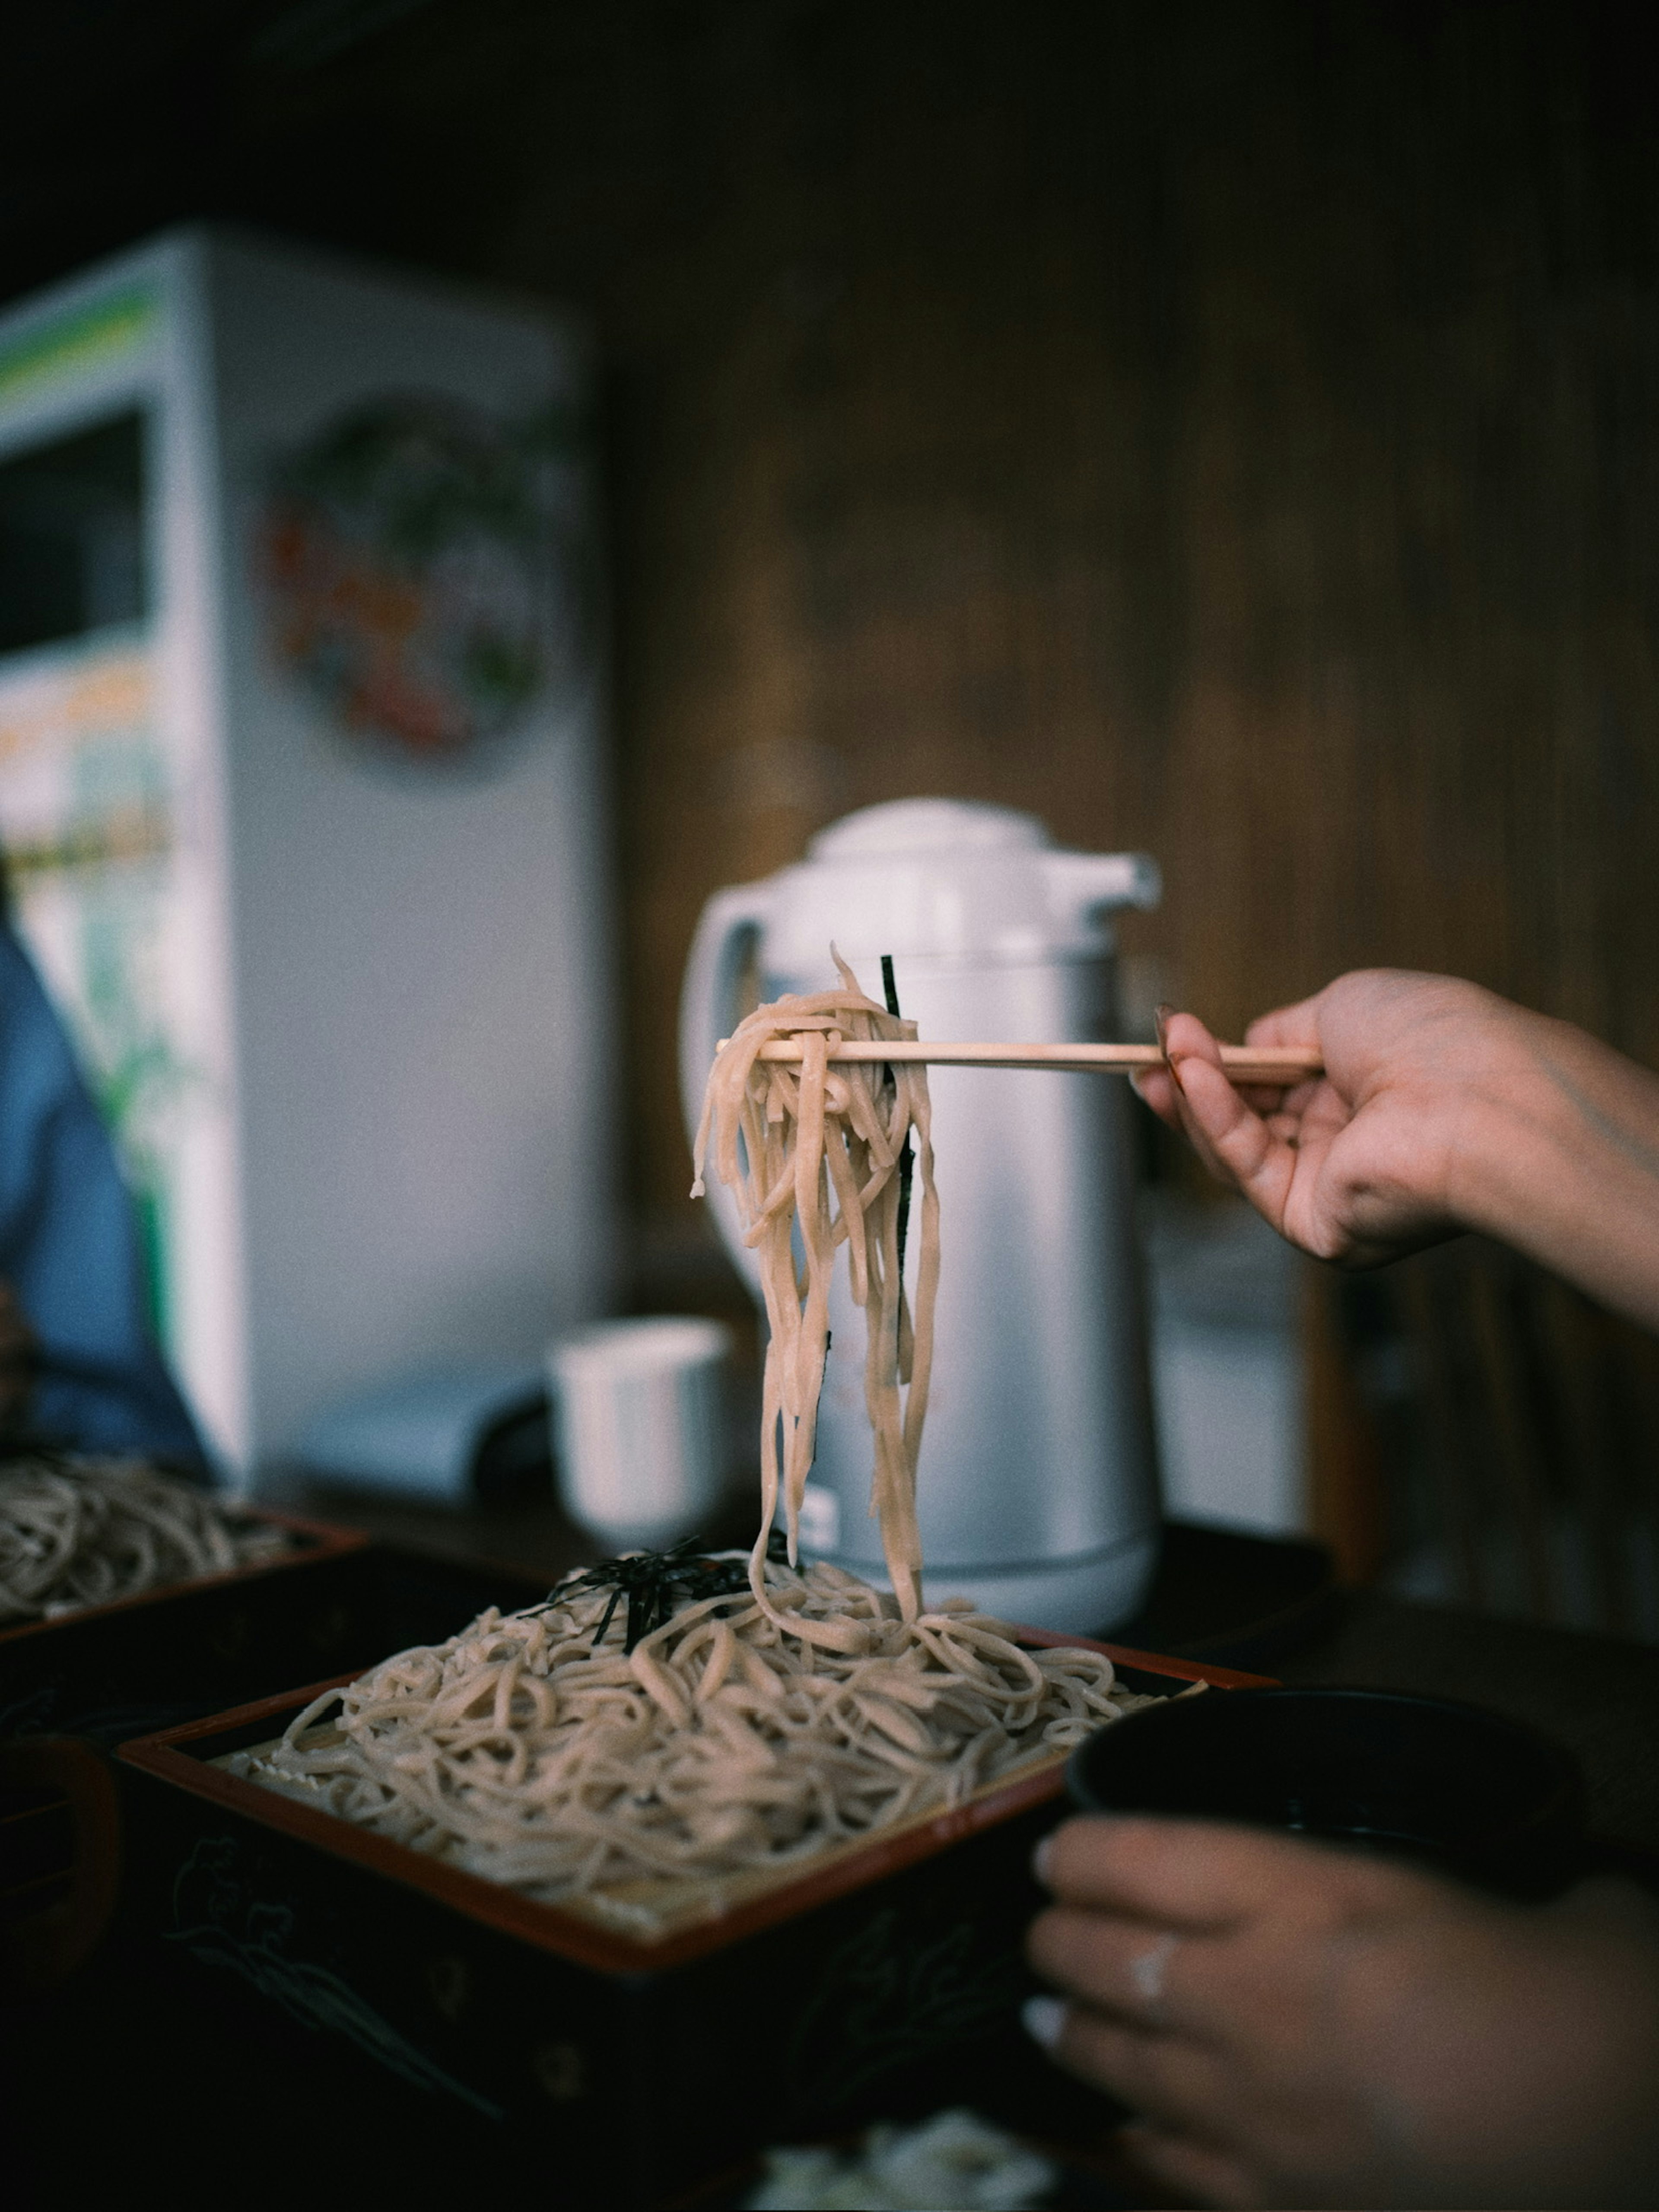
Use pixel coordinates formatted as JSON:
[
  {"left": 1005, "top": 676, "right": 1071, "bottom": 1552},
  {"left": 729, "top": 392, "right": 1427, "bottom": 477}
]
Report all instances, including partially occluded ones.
[
  {"left": 1021, "top": 1995, "right": 1068, "bottom": 2051},
  {"left": 1031, "top": 1834, "right": 1055, "bottom": 1885},
  {"left": 1153, "top": 1005, "right": 1185, "bottom": 1093}
]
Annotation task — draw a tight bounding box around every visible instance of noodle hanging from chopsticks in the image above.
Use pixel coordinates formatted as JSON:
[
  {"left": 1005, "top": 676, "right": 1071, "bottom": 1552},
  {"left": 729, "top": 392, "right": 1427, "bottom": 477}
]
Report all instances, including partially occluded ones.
[
  {"left": 691, "top": 953, "right": 938, "bottom": 1628},
  {"left": 0, "top": 1456, "right": 291, "bottom": 1624},
  {"left": 234, "top": 1554, "right": 1160, "bottom": 1910},
  {"left": 225, "top": 951, "right": 1188, "bottom": 1908}
]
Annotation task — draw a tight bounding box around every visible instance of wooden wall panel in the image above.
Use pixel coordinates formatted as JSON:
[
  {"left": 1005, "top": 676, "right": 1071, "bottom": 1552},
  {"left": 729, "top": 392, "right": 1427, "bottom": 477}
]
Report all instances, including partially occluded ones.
[
  {"left": 7, "top": 0, "right": 1656, "bottom": 1294},
  {"left": 470, "top": 0, "right": 1659, "bottom": 1268}
]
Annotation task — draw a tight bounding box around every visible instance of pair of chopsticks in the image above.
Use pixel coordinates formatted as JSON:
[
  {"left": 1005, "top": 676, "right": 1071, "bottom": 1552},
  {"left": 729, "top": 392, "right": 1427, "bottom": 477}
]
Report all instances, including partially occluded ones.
[{"left": 721, "top": 1038, "right": 1323, "bottom": 1084}]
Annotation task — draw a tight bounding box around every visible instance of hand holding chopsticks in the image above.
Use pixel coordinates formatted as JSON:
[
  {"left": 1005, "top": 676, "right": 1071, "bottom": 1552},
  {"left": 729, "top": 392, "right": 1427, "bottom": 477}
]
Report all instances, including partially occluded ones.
[{"left": 724, "top": 1037, "right": 1323, "bottom": 1085}]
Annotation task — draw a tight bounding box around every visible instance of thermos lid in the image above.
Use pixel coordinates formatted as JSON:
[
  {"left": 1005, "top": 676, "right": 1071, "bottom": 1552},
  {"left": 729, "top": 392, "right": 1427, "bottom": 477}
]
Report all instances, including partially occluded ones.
[
  {"left": 762, "top": 797, "right": 1159, "bottom": 968},
  {"left": 807, "top": 797, "right": 1049, "bottom": 861}
]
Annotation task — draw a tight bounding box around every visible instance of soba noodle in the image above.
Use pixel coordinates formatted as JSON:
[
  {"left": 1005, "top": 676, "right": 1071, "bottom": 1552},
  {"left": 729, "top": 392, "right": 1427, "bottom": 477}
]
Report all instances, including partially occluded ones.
[
  {"left": 228, "top": 955, "right": 1173, "bottom": 1908},
  {"left": 691, "top": 953, "right": 938, "bottom": 1627},
  {"left": 0, "top": 1456, "right": 291, "bottom": 1624},
  {"left": 234, "top": 1554, "right": 1161, "bottom": 1907}
]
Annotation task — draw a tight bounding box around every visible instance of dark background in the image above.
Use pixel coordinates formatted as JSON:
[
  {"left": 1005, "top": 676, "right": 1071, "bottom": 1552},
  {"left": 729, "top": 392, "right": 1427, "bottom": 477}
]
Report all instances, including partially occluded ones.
[{"left": 5, "top": 0, "right": 1658, "bottom": 1295}]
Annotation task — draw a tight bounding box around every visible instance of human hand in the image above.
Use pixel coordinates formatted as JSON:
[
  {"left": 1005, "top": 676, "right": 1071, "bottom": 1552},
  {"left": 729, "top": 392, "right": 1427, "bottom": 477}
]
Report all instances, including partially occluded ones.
[
  {"left": 1131, "top": 969, "right": 1541, "bottom": 1268},
  {"left": 1024, "top": 1815, "right": 1659, "bottom": 2209}
]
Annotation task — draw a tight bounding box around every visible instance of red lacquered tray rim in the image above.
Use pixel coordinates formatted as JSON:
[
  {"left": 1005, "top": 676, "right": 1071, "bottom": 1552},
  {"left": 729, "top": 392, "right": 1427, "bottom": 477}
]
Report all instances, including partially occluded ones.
[
  {"left": 0, "top": 1505, "right": 369, "bottom": 1649},
  {"left": 117, "top": 1631, "right": 1276, "bottom": 1977}
]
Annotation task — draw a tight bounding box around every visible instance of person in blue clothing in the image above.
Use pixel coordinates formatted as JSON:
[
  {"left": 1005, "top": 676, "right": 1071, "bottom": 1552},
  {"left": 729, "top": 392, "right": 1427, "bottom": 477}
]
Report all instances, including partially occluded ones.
[{"left": 0, "top": 915, "right": 203, "bottom": 1466}]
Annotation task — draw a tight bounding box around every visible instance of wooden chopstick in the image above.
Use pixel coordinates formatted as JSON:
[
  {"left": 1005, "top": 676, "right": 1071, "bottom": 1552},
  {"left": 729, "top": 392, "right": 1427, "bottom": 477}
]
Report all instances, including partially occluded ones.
[{"left": 719, "top": 1038, "right": 1323, "bottom": 1083}]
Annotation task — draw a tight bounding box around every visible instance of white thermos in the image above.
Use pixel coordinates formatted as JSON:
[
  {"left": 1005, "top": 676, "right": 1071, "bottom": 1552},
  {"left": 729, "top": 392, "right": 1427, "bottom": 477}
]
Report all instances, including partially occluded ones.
[{"left": 679, "top": 798, "right": 1163, "bottom": 1632}]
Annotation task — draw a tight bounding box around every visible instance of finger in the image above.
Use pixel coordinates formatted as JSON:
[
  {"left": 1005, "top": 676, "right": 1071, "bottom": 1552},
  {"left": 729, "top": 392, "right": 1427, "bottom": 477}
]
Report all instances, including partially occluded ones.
[
  {"left": 1167, "top": 1090, "right": 1238, "bottom": 1187},
  {"left": 1272, "top": 1077, "right": 1324, "bottom": 1116},
  {"left": 1150, "top": 1015, "right": 1251, "bottom": 1185},
  {"left": 1027, "top": 1908, "right": 1214, "bottom": 2036},
  {"left": 1045, "top": 2002, "right": 1227, "bottom": 2134},
  {"left": 1157, "top": 1008, "right": 1226, "bottom": 1068},
  {"left": 1235, "top": 1082, "right": 1297, "bottom": 1113},
  {"left": 1039, "top": 1815, "right": 1409, "bottom": 1927},
  {"left": 1160, "top": 1008, "right": 1281, "bottom": 1125},
  {"left": 1119, "top": 2123, "right": 1261, "bottom": 2211},
  {"left": 1242, "top": 994, "right": 1325, "bottom": 1051},
  {"left": 1130, "top": 1066, "right": 1183, "bottom": 1126},
  {"left": 1159, "top": 1039, "right": 1300, "bottom": 1226}
]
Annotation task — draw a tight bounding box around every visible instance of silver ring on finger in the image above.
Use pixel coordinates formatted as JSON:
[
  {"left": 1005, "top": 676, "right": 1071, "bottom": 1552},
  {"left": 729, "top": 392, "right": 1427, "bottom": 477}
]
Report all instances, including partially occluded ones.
[{"left": 1128, "top": 1930, "right": 1180, "bottom": 2024}]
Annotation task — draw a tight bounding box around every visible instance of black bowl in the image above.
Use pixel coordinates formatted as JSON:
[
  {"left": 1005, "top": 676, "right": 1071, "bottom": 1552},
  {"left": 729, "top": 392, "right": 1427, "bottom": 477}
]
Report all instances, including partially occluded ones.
[{"left": 1065, "top": 1686, "right": 1586, "bottom": 1898}]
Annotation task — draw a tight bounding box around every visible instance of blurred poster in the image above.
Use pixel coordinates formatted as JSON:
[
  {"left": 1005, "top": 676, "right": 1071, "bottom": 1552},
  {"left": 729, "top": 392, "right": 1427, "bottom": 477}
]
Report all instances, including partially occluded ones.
[{"left": 0, "top": 632, "right": 195, "bottom": 1341}]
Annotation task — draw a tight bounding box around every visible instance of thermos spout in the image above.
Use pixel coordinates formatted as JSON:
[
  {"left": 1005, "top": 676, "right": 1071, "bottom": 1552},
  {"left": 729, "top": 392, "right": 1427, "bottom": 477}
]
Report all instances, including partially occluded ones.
[{"left": 1041, "top": 849, "right": 1162, "bottom": 925}]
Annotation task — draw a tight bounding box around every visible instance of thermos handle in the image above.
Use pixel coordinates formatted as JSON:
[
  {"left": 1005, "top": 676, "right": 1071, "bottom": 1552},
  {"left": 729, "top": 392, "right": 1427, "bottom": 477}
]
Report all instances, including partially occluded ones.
[{"left": 679, "top": 881, "right": 775, "bottom": 1295}]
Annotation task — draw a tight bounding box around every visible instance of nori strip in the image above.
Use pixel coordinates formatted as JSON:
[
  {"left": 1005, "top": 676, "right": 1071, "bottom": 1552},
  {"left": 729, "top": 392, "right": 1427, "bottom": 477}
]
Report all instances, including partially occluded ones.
[{"left": 880, "top": 955, "right": 915, "bottom": 1288}]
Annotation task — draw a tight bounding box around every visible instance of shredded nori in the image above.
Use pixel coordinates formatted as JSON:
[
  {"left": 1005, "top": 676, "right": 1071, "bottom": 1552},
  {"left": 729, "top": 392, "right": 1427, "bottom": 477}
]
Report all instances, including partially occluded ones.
[
  {"left": 880, "top": 953, "right": 915, "bottom": 1289},
  {"left": 543, "top": 1529, "right": 792, "bottom": 1654}
]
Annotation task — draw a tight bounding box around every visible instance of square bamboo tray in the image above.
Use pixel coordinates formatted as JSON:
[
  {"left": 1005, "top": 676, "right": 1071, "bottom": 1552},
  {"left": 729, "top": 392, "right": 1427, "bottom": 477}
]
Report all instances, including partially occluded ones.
[{"left": 116, "top": 1632, "right": 1272, "bottom": 2202}]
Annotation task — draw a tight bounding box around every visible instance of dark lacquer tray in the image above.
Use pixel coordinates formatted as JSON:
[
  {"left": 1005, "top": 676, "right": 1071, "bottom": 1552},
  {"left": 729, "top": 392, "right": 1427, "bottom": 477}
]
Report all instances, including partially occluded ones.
[
  {"left": 0, "top": 1526, "right": 562, "bottom": 1750},
  {"left": 0, "top": 1507, "right": 369, "bottom": 1747},
  {"left": 0, "top": 1538, "right": 560, "bottom": 1997},
  {"left": 114, "top": 1634, "right": 1272, "bottom": 2206}
]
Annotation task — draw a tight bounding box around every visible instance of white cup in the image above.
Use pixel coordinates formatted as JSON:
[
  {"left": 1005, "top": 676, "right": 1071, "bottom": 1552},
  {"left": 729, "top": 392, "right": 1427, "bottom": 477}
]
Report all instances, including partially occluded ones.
[{"left": 548, "top": 1316, "right": 734, "bottom": 1551}]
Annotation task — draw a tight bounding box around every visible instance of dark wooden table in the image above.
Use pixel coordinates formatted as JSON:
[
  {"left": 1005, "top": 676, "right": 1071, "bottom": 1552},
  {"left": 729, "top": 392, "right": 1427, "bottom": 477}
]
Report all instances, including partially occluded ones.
[
  {"left": 1279, "top": 1590, "right": 1659, "bottom": 1859},
  {"left": 6, "top": 1501, "right": 1656, "bottom": 2209}
]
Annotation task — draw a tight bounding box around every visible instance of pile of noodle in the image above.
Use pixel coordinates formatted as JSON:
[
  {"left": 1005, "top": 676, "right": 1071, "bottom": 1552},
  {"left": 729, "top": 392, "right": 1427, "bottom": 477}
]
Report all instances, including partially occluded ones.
[
  {"left": 0, "top": 1456, "right": 292, "bottom": 1624},
  {"left": 231, "top": 955, "right": 1174, "bottom": 1906},
  {"left": 232, "top": 1555, "right": 1164, "bottom": 1904},
  {"left": 691, "top": 952, "right": 938, "bottom": 1628}
]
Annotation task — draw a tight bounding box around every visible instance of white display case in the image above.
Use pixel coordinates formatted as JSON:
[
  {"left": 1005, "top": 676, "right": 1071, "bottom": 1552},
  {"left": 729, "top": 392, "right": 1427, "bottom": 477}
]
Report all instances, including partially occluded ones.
[{"left": 0, "top": 229, "right": 616, "bottom": 1477}]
